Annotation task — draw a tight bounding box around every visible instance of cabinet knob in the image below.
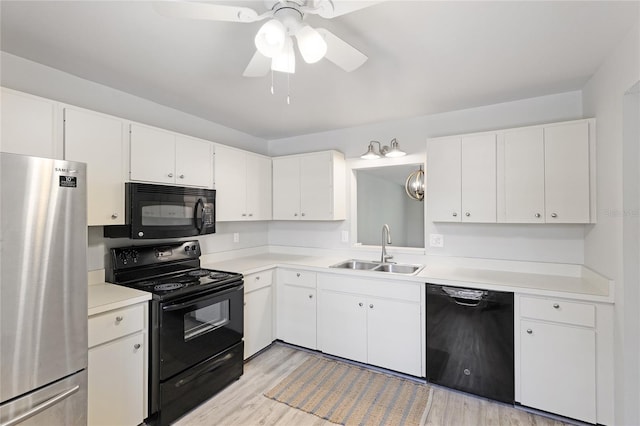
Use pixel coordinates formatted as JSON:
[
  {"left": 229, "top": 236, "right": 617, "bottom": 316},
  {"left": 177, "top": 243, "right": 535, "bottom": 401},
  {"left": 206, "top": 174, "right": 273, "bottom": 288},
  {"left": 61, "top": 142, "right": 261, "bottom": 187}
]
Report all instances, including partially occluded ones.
[
  {"left": 358, "top": 302, "right": 363, "bottom": 307},
  {"left": 115, "top": 316, "right": 123, "bottom": 323},
  {"left": 242, "top": 213, "right": 247, "bottom": 217},
  {"left": 296, "top": 273, "right": 300, "bottom": 277},
  {"left": 249, "top": 213, "right": 253, "bottom": 217},
  {"left": 179, "top": 174, "right": 185, "bottom": 179},
  {"left": 535, "top": 213, "right": 541, "bottom": 218},
  {"left": 134, "top": 343, "right": 141, "bottom": 350},
  {"left": 551, "top": 213, "right": 558, "bottom": 218},
  {"left": 553, "top": 303, "right": 560, "bottom": 309},
  {"left": 369, "top": 304, "right": 374, "bottom": 309},
  {"left": 255, "top": 276, "right": 260, "bottom": 281},
  {"left": 465, "top": 212, "right": 471, "bottom": 217},
  {"left": 308, "top": 294, "right": 313, "bottom": 299},
  {"left": 526, "top": 329, "right": 533, "bottom": 334},
  {"left": 294, "top": 213, "right": 298, "bottom": 217},
  {"left": 301, "top": 213, "right": 306, "bottom": 217},
  {"left": 168, "top": 173, "right": 174, "bottom": 178},
  {"left": 111, "top": 213, "right": 119, "bottom": 219},
  {"left": 452, "top": 212, "right": 458, "bottom": 217}
]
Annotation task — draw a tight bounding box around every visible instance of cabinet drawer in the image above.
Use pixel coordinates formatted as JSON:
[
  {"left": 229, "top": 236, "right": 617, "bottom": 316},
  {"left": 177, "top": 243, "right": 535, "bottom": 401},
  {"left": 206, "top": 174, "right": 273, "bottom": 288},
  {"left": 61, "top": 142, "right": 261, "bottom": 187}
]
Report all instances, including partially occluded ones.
[
  {"left": 245, "top": 269, "right": 273, "bottom": 292},
  {"left": 520, "top": 296, "right": 594, "bottom": 327},
  {"left": 281, "top": 270, "right": 316, "bottom": 288},
  {"left": 89, "top": 304, "right": 145, "bottom": 348}
]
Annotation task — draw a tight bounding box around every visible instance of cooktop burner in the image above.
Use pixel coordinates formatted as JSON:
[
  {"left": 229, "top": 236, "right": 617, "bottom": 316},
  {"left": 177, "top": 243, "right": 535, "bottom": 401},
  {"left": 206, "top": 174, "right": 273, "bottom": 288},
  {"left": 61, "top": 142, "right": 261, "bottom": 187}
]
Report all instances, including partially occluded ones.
[
  {"left": 155, "top": 283, "right": 184, "bottom": 291},
  {"left": 188, "top": 270, "right": 211, "bottom": 277}
]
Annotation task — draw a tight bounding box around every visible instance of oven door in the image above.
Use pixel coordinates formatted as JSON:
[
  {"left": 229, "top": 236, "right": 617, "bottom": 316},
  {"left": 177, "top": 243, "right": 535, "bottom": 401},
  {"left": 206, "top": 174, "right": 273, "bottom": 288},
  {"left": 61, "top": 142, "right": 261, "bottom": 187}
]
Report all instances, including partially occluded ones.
[
  {"left": 158, "top": 283, "right": 243, "bottom": 380},
  {"left": 127, "top": 183, "right": 215, "bottom": 239}
]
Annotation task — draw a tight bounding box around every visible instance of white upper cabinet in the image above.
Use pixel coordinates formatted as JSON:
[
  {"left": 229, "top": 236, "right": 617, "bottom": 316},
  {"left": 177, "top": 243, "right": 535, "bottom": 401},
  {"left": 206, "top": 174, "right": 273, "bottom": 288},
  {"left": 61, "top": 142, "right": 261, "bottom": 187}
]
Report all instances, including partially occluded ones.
[
  {"left": 427, "top": 134, "right": 496, "bottom": 222},
  {"left": 130, "top": 124, "right": 213, "bottom": 188},
  {"left": 1, "top": 87, "right": 61, "bottom": 159},
  {"left": 499, "top": 119, "right": 594, "bottom": 223},
  {"left": 502, "top": 127, "right": 545, "bottom": 223},
  {"left": 461, "top": 133, "right": 497, "bottom": 222},
  {"left": 429, "top": 119, "right": 595, "bottom": 224},
  {"left": 214, "top": 144, "right": 272, "bottom": 222},
  {"left": 64, "top": 107, "right": 126, "bottom": 226},
  {"left": 544, "top": 121, "right": 591, "bottom": 223},
  {"left": 272, "top": 150, "right": 345, "bottom": 221},
  {"left": 426, "top": 137, "right": 461, "bottom": 222}
]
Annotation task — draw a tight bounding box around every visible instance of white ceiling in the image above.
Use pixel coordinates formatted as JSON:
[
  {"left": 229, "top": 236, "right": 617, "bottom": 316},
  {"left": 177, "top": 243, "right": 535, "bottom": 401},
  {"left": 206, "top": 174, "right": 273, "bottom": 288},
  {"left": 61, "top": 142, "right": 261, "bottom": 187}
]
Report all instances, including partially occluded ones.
[{"left": 1, "top": 1, "right": 637, "bottom": 140}]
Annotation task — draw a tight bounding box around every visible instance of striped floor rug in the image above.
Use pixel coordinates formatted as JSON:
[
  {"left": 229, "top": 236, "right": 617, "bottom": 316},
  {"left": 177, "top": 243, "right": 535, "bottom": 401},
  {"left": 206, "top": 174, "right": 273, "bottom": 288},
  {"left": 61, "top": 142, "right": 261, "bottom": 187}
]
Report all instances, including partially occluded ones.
[{"left": 264, "top": 356, "right": 432, "bottom": 425}]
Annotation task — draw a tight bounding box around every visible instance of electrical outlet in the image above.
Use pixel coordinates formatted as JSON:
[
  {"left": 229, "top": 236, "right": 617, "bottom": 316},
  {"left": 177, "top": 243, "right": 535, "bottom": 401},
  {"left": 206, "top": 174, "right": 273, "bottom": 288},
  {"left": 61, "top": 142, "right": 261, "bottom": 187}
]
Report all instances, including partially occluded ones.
[
  {"left": 233, "top": 233, "right": 239, "bottom": 243},
  {"left": 341, "top": 230, "right": 349, "bottom": 243},
  {"left": 429, "top": 233, "right": 444, "bottom": 248}
]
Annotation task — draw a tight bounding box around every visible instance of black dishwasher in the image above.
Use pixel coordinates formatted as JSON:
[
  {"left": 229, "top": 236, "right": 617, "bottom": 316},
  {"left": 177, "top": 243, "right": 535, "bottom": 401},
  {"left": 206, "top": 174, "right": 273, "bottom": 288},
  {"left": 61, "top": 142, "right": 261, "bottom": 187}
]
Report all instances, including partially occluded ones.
[{"left": 426, "top": 284, "right": 514, "bottom": 404}]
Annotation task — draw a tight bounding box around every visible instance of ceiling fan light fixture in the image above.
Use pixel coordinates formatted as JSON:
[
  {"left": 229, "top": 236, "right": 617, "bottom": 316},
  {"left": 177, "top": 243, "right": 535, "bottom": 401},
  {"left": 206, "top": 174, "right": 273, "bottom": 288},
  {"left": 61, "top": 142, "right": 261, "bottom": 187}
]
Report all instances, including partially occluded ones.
[
  {"left": 271, "top": 37, "right": 296, "bottom": 74},
  {"left": 255, "top": 19, "right": 286, "bottom": 58},
  {"left": 296, "top": 25, "right": 328, "bottom": 64}
]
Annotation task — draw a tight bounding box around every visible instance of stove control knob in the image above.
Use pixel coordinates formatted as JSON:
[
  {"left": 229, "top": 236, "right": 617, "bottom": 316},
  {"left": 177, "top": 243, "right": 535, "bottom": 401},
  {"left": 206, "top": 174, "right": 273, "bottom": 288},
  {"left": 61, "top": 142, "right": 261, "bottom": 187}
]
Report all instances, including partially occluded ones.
[
  {"left": 138, "top": 232, "right": 144, "bottom": 237},
  {"left": 191, "top": 245, "right": 197, "bottom": 252},
  {"left": 184, "top": 246, "right": 190, "bottom": 252}
]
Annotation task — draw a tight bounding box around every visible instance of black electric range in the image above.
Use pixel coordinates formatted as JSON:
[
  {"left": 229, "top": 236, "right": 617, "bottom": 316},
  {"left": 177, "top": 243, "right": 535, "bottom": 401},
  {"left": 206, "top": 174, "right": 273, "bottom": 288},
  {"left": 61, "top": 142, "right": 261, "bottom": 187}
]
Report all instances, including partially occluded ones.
[{"left": 106, "top": 240, "right": 244, "bottom": 426}]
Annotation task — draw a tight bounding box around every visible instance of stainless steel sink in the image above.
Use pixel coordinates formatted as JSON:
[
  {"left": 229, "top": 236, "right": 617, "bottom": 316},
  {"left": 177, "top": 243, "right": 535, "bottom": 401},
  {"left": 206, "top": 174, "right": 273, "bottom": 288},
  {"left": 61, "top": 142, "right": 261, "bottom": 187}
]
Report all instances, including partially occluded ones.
[
  {"left": 330, "top": 259, "right": 381, "bottom": 270},
  {"left": 330, "top": 259, "right": 423, "bottom": 275},
  {"left": 372, "top": 263, "right": 423, "bottom": 274}
]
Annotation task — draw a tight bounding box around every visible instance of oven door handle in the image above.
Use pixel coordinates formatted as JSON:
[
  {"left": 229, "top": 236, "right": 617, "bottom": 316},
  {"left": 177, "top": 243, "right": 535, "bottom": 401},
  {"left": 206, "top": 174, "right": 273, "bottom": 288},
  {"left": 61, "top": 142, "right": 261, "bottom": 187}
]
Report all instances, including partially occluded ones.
[
  {"left": 162, "top": 284, "right": 243, "bottom": 312},
  {"left": 174, "top": 352, "right": 235, "bottom": 388},
  {"left": 194, "top": 198, "right": 204, "bottom": 234}
]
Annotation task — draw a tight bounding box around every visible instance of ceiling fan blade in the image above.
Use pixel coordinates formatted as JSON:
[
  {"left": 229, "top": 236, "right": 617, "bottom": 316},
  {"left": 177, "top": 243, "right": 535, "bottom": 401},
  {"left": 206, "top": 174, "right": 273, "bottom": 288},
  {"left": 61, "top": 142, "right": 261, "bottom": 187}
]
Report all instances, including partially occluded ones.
[
  {"left": 316, "top": 28, "right": 367, "bottom": 72},
  {"left": 311, "top": 0, "right": 386, "bottom": 19},
  {"left": 152, "top": 1, "right": 260, "bottom": 23},
  {"left": 243, "top": 50, "right": 271, "bottom": 77}
]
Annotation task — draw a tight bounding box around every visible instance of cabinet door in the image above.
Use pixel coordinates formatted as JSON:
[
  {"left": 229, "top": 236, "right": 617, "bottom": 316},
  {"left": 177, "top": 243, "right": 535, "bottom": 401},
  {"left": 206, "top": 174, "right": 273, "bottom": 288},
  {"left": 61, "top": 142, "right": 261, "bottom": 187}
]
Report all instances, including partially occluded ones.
[
  {"left": 318, "top": 290, "right": 367, "bottom": 363},
  {"left": 278, "top": 284, "right": 316, "bottom": 349},
  {"left": 300, "top": 152, "right": 332, "bottom": 220},
  {"left": 88, "top": 333, "right": 144, "bottom": 426},
  {"left": 503, "top": 127, "right": 545, "bottom": 223},
  {"left": 1, "top": 88, "right": 59, "bottom": 158},
  {"left": 427, "top": 137, "right": 461, "bottom": 222},
  {"left": 520, "top": 320, "right": 596, "bottom": 423},
  {"left": 64, "top": 108, "right": 125, "bottom": 226},
  {"left": 544, "top": 122, "right": 590, "bottom": 223},
  {"left": 244, "top": 286, "right": 273, "bottom": 359},
  {"left": 246, "top": 153, "right": 272, "bottom": 221},
  {"left": 367, "top": 297, "right": 421, "bottom": 376},
  {"left": 461, "top": 133, "right": 496, "bottom": 222},
  {"left": 130, "top": 124, "right": 175, "bottom": 184},
  {"left": 175, "top": 135, "right": 212, "bottom": 187},
  {"left": 272, "top": 157, "right": 301, "bottom": 220},
  {"left": 214, "top": 145, "right": 247, "bottom": 221}
]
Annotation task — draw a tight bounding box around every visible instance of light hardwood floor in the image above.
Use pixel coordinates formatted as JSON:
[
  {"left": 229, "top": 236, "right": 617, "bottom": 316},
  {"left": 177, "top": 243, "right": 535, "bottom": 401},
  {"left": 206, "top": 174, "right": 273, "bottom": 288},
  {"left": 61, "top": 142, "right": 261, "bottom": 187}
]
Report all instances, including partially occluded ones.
[{"left": 174, "top": 343, "right": 571, "bottom": 426}]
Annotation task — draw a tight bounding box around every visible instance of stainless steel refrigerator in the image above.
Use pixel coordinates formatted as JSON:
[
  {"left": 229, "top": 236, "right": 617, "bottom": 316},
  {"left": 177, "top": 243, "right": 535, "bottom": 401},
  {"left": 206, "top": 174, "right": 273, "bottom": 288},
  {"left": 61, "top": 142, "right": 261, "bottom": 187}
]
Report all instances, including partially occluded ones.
[{"left": 0, "top": 152, "right": 88, "bottom": 425}]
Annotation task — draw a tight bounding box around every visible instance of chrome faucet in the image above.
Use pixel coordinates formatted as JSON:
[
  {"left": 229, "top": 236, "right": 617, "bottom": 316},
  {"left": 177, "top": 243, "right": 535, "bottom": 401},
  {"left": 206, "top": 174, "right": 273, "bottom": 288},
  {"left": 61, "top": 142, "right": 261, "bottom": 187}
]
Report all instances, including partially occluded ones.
[{"left": 381, "top": 224, "right": 393, "bottom": 263}]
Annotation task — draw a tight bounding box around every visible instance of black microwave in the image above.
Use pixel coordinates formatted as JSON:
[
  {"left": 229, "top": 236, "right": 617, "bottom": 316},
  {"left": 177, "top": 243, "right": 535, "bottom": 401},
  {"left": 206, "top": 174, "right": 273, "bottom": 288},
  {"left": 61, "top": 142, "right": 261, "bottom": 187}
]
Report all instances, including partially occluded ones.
[{"left": 104, "top": 183, "right": 215, "bottom": 239}]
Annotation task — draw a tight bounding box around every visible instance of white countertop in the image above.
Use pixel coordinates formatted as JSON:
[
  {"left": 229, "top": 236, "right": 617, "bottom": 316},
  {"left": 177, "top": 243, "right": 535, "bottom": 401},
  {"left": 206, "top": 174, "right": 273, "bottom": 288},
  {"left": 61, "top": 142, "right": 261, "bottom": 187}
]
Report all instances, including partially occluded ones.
[
  {"left": 88, "top": 283, "right": 151, "bottom": 316},
  {"left": 202, "top": 253, "right": 613, "bottom": 303}
]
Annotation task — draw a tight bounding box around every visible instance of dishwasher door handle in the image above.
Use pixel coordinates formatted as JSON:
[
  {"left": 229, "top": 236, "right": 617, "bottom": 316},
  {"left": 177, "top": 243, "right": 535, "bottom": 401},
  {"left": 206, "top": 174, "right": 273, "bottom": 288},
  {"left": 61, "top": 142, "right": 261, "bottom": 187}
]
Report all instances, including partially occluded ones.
[{"left": 452, "top": 298, "right": 481, "bottom": 307}]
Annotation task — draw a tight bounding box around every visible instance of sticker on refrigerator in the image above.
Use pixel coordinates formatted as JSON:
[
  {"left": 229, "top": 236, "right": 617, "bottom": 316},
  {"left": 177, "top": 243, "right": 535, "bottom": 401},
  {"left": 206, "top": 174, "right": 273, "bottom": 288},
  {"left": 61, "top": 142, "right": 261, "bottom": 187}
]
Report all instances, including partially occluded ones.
[{"left": 59, "top": 176, "right": 77, "bottom": 188}]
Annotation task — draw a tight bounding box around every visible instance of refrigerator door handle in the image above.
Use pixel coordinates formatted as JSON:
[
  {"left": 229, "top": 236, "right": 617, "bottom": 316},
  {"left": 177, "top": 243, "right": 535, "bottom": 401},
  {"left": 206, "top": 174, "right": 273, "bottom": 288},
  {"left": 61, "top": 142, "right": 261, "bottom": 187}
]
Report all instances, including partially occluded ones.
[{"left": 1, "top": 385, "right": 79, "bottom": 426}]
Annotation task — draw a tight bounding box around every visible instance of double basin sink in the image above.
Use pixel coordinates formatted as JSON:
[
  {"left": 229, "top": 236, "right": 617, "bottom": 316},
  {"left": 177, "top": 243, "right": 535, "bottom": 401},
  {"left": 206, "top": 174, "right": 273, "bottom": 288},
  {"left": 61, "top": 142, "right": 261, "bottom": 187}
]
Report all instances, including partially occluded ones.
[{"left": 330, "top": 259, "right": 424, "bottom": 275}]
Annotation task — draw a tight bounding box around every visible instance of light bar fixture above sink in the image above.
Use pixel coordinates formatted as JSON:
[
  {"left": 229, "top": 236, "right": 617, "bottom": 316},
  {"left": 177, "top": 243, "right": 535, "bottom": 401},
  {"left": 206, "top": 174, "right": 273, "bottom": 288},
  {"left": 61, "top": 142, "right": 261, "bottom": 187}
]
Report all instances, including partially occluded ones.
[{"left": 361, "top": 138, "right": 407, "bottom": 159}]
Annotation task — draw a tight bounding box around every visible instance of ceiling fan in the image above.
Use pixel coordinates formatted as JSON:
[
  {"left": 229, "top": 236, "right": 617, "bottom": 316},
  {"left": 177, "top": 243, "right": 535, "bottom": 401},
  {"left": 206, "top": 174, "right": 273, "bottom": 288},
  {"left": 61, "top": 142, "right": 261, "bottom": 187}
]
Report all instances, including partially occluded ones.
[{"left": 153, "top": 0, "right": 384, "bottom": 77}]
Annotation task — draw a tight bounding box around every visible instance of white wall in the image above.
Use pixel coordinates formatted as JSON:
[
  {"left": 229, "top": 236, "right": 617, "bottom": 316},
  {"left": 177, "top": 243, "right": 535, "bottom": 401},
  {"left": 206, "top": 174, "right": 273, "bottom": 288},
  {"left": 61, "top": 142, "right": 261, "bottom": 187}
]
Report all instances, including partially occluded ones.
[
  {"left": 268, "top": 92, "right": 587, "bottom": 264},
  {"left": 581, "top": 22, "right": 640, "bottom": 426}
]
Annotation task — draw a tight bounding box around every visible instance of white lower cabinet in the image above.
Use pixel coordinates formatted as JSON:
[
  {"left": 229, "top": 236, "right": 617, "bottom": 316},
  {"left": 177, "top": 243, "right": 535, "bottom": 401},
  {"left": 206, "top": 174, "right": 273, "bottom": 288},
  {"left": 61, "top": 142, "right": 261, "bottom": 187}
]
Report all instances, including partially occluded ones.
[
  {"left": 88, "top": 303, "right": 147, "bottom": 426},
  {"left": 276, "top": 270, "right": 317, "bottom": 349},
  {"left": 244, "top": 270, "right": 274, "bottom": 359},
  {"left": 317, "top": 274, "right": 422, "bottom": 377},
  {"left": 517, "top": 295, "right": 597, "bottom": 424}
]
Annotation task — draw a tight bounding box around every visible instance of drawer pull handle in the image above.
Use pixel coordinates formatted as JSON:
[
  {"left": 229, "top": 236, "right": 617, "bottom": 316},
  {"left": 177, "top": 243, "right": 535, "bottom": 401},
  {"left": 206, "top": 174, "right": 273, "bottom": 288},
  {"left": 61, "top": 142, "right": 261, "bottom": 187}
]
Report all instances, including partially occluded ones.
[
  {"left": 115, "top": 316, "right": 123, "bottom": 323},
  {"left": 134, "top": 343, "right": 141, "bottom": 350},
  {"left": 369, "top": 304, "right": 374, "bottom": 309},
  {"left": 551, "top": 213, "right": 558, "bottom": 218},
  {"left": 255, "top": 276, "right": 260, "bottom": 280},
  {"left": 535, "top": 213, "right": 541, "bottom": 218},
  {"left": 111, "top": 213, "right": 119, "bottom": 219},
  {"left": 168, "top": 173, "right": 174, "bottom": 178},
  {"left": 553, "top": 303, "right": 560, "bottom": 309},
  {"left": 452, "top": 212, "right": 458, "bottom": 217},
  {"left": 465, "top": 212, "right": 470, "bottom": 217},
  {"left": 526, "top": 329, "right": 533, "bottom": 334},
  {"left": 308, "top": 294, "right": 313, "bottom": 299},
  {"left": 358, "top": 302, "right": 363, "bottom": 307},
  {"left": 296, "top": 273, "right": 301, "bottom": 277}
]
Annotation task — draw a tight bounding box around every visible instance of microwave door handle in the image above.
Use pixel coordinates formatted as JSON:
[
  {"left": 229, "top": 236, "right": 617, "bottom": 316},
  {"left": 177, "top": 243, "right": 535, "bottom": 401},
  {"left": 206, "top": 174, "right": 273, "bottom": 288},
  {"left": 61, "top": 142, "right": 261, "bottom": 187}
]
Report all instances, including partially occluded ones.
[{"left": 194, "top": 198, "right": 204, "bottom": 234}]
